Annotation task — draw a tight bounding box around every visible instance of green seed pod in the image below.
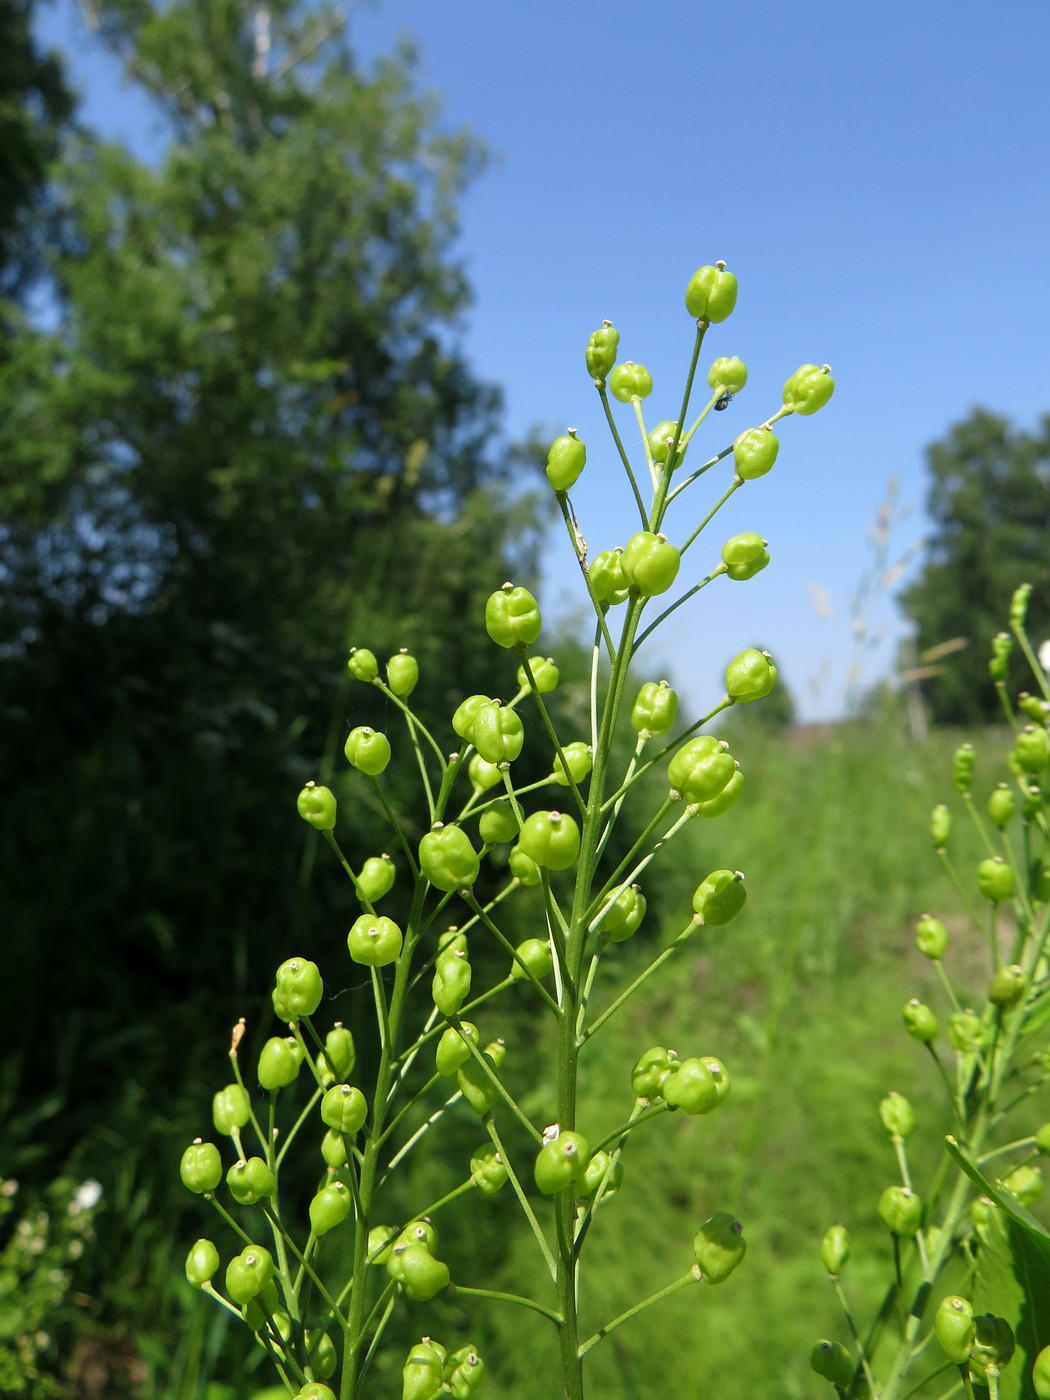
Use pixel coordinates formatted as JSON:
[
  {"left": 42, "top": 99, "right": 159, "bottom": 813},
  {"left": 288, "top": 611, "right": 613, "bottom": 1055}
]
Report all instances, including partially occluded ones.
[
  {"left": 977, "top": 856, "right": 1014, "bottom": 902},
  {"left": 472, "top": 700, "right": 525, "bottom": 765},
  {"left": 692, "top": 1213, "right": 746, "bottom": 1283},
  {"left": 546, "top": 430, "right": 587, "bottom": 492},
  {"left": 989, "top": 632, "right": 1013, "bottom": 682},
  {"left": 478, "top": 798, "right": 518, "bottom": 845},
  {"left": 344, "top": 725, "right": 392, "bottom": 776},
  {"left": 915, "top": 914, "right": 948, "bottom": 960},
  {"left": 357, "top": 854, "right": 396, "bottom": 903},
  {"left": 695, "top": 769, "right": 745, "bottom": 817},
  {"left": 402, "top": 1338, "right": 445, "bottom": 1400},
  {"left": 470, "top": 1144, "right": 509, "bottom": 1196},
  {"left": 433, "top": 948, "right": 472, "bottom": 1016},
  {"left": 297, "top": 781, "right": 337, "bottom": 831},
  {"left": 1014, "top": 725, "right": 1050, "bottom": 774},
  {"left": 948, "top": 1009, "right": 986, "bottom": 1054},
  {"left": 902, "top": 999, "right": 939, "bottom": 1043},
  {"left": 1019, "top": 692, "right": 1048, "bottom": 723},
  {"left": 347, "top": 647, "right": 378, "bottom": 682},
  {"left": 971, "top": 1195, "right": 1001, "bottom": 1238},
  {"left": 721, "top": 532, "right": 770, "bottom": 581},
  {"left": 953, "top": 742, "right": 975, "bottom": 794},
  {"left": 309, "top": 1181, "right": 352, "bottom": 1238},
  {"left": 588, "top": 548, "right": 630, "bottom": 606},
  {"left": 321, "top": 1025, "right": 356, "bottom": 1083},
  {"left": 1002, "top": 1163, "right": 1042, "bottom": 1205},
  {"left": 726, "top": 648, "right": 778, "bottom": 704},
  {"left": 608, "top": 361, "right": 654, "bottom": 402},
  {"left": 468, "top": 754, "right": 502, "bottom": 793},
  {"left": 509, "top": 844, "right": 541, "bottom": 885},
  {"left": 990, "top": 963, "right": 1026, "bottom": 1010},
  {"left": 1025, "top": 785, "right": 1045, "bottom": 820},
  {"left": 296, "top": 1385, "right": 337, "bottom": 1400},
  {"left": 445, "top": 1345, "right": 485, "bottom": 1400},
  {"left": 1036, "top": 1123, "right": 1050, "bottom": 1155},
  {"left": 387, "top": 650, "right": 419, "bottom": 697},
  {"left": 518, "top": 810, "right": 581, "bottom": 870},
  {"left": 258, "top": 1035, "right": 304, "bottom": 1091},
  {"left": 708, "top": 355, "right": 748, "bottom": 393},
  {"left": 931, "top": 803, "right": 952, "bottom": 849},
  {"left": 395, "top": 1220, "right": 439, "bottom": 1258},
  {"left": 970, "top": 1313, "right": 1016, "bottom": 1380},
  {"left": 579, "top": 1149, "right": 624, "bottom": 1201},
  {"left": 733, "top": 426, "right": 780, "bottom": 480},
  {"left": 484, "top": 584, "right": 542, "bottom": 649},
  {"left": 630, "top": 680, "right": 679, "bottom": 736},
  {"left": 213, "top": 1084, "right": 251, "bottom": 1136},
  {"left": 185, "top": 1238, "right": 220, "bottom": 1288},
  {"left": 663, "top": 1057, "right": 720, "bottom": 1115},
  {"left": 239, "top": 1279, "right": 280, "bottom": 1332},
  {"left": 348, "top": 914, "right": 403, "bottom": 967},
  {"left": 878, "top": 1185, "right": 922, "bottom": 1236},
  {"left": 783, "top": 363, "right": 835, "bottom": 415},
  {"left": 435, "top": 1022, "right": 479, "bottom": 1077},
  {"left": 692, "top": 869, "right": 747, "bottom": 925},
  {"left": 451, "top": 694, "right": 492, "bottom": 744},
  {"left": 701, "top": 1055, "right": 731, "bottom": 1103},
  {"left": 306, "top": 1332, "right": 337, "bottom": 1380},
  {"left": 518, "top": 655, "right": 560, "bottom": 693},
  {"left": 596, "top": 884, "right": 647, "bottom": 943},
  {"left": 225, "top": 1245, "right": 275, "bottom": 1305},
  {"left": 810, "top": 1340, "right": 853, "bottom": 1389},
  {"left": 668, "top": 736, "right": 735, "bottom": 803},
  {"left": 934, "top": 1295, "right": 975, "bottom": 1365},
  {"left": 397, "top": 1243, "right": 451, "bottom": 1301},
  {"left": 879, "top": 1092, "right": 916, "bottom": 1139},
  {"left": 367, "top": 1225, "right": 398, "bottom": 1266},
  {"left": 553, "top": 741, "right": 593, "bottom": 786},
  {"left": 534, "top": 1130, "right": 591, "bottom": 1194},
  {"left": 226, "top": 1156, "right": 276, "bottom": 1206},
  {"left": 321, "top": 1130, "right": 347, "bottom": 1168},
  {"left": 320, "top": 1083, "right": 368, "bottom": 1135},
  {"left": 457, "top": 1049, "right": 500, "bottom": 1117},
  {"left": 621, "top": 531, "right": 682, "bottom": 596},
  {"left": 1010, "top": 582, "right": 1032, "bottom": 631},
  {"left": 988, "top": 784, "right": 1016, "bottom": 829},
  {"left": 180, "top": 1139, "right": 223, "bottom": 1195},
  {"left": 685, "top": 263, "right": 738, "bottom": 323},
  {"left": 272, "top": 956, "right": 323, "bottom": 1021},
  {"left": 511, "top": 937, "right": 554, "bottom": 981},
  {"left": 1033, "top": 1344, "right": 1050, "bottom": 1400},
  {"left": 647, "top": 420, "right": 687, "bottom": 465},
  {"left": 820, "top": 1224, "right": 850, "bottom": 1276},
  {"left": 419, "top": 824, "right": 480, "bottom": 892},
  {"left": 586, "top": 321, "right": 620, "bottom": 382},
  {"left": 631, "top": 1046, "right": 674, "bottom": 1100}
]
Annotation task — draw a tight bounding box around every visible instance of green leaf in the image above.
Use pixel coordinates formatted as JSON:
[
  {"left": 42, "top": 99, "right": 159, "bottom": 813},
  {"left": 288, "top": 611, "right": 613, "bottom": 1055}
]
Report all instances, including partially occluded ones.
[{"left": 945, "top": 1137, "right": 1050, "bottom": 1400}]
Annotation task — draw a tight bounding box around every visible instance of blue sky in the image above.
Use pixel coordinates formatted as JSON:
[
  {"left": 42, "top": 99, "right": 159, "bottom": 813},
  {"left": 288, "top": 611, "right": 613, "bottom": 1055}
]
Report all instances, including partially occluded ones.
[{"left": 35, "top": 0, "right": 1050, "bottom": 719}]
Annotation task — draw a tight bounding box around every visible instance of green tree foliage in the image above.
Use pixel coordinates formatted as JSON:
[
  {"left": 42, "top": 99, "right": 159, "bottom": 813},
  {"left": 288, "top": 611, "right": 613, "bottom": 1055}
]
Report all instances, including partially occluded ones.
[
  {"left": 901, "top": 408, "right": 1050, "bottom": 724},
  {"left": 0, "top": 0, "right": 543, "bottom": 1177},
  {"left": 0, "top": 0, "right": 73, "bottom": 299}
]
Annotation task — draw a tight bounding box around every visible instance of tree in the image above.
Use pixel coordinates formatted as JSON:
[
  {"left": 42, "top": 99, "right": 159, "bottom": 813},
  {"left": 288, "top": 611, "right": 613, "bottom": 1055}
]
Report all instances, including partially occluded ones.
[
  {"left": 0, "top": 0, "right": 73, "bottom": 299},
  {"left": 0, "top": 0, "right": 544, "bottom": 1175},
  {"left": 900, "top": 408, "right": 1050, "bottom": 725}
]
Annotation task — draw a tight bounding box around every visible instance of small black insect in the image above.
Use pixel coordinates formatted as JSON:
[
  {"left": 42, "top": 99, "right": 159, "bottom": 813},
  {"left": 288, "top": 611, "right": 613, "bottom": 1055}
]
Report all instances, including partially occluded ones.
[{"left": 713, "top": 392, "right": 734, "bottom": 411}]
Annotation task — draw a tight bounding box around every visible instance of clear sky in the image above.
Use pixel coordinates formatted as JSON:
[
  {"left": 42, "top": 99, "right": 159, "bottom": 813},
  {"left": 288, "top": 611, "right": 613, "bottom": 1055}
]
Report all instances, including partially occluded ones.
[{"left": 35, "top": 0, "right": 1050, "bottom": 719}]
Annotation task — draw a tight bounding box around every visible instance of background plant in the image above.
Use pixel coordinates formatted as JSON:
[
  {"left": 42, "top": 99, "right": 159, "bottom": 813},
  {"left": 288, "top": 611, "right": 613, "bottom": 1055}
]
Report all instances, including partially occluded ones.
[
  {"left": 808, "top": 585, "right": 1050, "bottom": 1400},
  {"left": 176, "top": 264, "right": 834, "bottom": 1399}
]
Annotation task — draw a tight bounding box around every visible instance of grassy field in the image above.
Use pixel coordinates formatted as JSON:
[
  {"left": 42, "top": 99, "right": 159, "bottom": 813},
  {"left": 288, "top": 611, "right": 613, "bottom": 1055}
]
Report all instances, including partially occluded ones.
[{"left": 115, "top": 713, "right": 1042, "bottom": 1399}]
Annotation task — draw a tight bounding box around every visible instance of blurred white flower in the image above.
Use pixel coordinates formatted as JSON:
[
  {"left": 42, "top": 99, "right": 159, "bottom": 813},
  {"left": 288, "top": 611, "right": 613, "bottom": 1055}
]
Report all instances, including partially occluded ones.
[
  {"left": 71, "top": 1179, "right": 103, "bottom": 1214},
  {"left": 1038, "top": 639, "right": 1050, "bottom": 674}
]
